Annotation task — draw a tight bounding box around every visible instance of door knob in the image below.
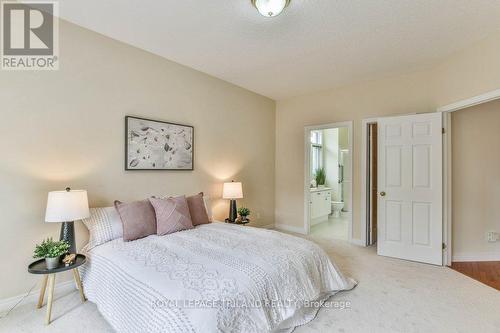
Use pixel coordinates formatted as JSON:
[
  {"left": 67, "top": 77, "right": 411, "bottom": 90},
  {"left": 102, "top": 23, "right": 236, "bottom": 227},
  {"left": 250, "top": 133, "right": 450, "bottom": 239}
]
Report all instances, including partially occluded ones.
[{"left": 380, "top": 191, "right": 386, "bottom": 197}]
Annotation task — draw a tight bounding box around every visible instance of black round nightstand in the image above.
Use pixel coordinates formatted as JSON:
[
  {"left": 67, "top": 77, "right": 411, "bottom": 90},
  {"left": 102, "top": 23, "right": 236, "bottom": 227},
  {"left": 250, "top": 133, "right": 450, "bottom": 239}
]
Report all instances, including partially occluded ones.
[{"left": 28, "top": 254, "right": 87, "bottom": 325}]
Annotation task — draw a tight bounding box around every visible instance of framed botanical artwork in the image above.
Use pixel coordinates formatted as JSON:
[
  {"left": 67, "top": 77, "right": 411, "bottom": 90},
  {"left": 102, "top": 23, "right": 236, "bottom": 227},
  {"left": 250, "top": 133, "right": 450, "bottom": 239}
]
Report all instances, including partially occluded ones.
[{"left": 125, "top": 116, "right": 194, "bottom": 170}]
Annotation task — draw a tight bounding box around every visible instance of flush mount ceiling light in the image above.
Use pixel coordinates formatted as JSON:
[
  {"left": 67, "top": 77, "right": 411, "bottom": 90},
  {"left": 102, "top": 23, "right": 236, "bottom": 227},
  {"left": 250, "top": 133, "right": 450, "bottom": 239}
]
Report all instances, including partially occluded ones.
[{"left": 252, "top": 0, "right": 291, "bottom": 18}]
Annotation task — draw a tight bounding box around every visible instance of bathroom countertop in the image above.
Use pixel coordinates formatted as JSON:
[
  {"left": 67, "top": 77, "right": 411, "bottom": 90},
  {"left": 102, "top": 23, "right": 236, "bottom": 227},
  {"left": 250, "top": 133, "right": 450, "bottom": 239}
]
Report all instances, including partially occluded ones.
[{"left": 310, "top": 187, "right": 332, "bottom": 192}]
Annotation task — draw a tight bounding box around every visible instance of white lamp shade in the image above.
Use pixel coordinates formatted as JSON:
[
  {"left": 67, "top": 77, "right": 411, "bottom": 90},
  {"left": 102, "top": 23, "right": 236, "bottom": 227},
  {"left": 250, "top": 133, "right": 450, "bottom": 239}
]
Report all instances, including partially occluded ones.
[
  {"left": 45, "top": 190, "right": 90, "bottom": 222},
  {"left": 222, "top": 182, "right": 243, "bottom": 199}
]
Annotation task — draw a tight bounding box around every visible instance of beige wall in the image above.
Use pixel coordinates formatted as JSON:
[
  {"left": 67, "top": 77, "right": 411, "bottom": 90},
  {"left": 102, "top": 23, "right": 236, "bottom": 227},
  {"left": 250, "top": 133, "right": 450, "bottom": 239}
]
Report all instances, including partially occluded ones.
[
  {"left": 451, "top": 100, "right": 500, "bottom": 259},
  {"left": 0, "top": 21, "right": 275, "bottom": 299},
  {"left": 432, "top": 32, "right": 500, "bottom": 107},
  {"left": 275, "top": 31, "right": 500, "bottom": 243}
]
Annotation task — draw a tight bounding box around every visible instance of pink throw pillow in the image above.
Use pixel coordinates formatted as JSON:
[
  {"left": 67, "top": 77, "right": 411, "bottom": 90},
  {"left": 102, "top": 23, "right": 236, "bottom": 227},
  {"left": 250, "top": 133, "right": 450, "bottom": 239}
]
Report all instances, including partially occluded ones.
[
  {"left": 186, "top": 192, "right": 211, "bottom": 226},
  {"left": 114, "top": 200, "right": 157, "bottom": 241},
  {"left": 149, "top": 196, "right": 194, "bottom": 235}
]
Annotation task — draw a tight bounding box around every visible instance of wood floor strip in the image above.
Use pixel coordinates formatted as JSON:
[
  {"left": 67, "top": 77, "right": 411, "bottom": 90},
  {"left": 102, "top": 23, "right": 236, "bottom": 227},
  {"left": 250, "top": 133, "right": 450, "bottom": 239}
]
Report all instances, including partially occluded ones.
[{"left": 451, "top": 261, "right": 500, "bottom": 291}]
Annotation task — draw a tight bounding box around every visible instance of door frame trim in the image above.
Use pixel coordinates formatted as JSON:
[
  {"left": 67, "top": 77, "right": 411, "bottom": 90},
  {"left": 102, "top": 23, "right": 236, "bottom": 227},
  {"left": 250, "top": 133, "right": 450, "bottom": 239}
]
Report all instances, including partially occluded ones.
[
  {"left": 360, "top": 117, "right": 379, "bottom": 247},
  {"left": 437, "top": 88, "right": 500, "bottom": 113},
  {"left": 442, "top": 112, "right": 452, "bottom": 266},
  {"left": 304, "top": 121, "right": 354, "bottom": 241}
]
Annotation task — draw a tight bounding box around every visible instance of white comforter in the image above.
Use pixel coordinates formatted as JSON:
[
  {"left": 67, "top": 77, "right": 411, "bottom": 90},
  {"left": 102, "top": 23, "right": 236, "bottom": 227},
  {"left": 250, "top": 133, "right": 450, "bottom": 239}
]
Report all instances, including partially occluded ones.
[{"left": 80, "top": 222, "right": 356, "bottom": 333}]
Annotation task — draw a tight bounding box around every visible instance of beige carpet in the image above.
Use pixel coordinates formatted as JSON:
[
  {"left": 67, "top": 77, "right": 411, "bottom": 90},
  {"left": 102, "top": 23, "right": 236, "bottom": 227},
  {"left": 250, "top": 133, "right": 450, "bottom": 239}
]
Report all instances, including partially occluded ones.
[{"left": 1, "top": 230, "right": 499, "bottom": 333}]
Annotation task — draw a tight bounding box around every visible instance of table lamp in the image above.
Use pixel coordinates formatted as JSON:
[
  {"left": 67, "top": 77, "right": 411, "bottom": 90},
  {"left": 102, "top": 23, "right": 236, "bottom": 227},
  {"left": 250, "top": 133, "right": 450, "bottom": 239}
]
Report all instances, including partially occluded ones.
[
  {"left": 45, "top": 187, "right": 90, "bottom": 254},
  {"left": 222, "top": 181, "right": 243, "bottom": 222}
]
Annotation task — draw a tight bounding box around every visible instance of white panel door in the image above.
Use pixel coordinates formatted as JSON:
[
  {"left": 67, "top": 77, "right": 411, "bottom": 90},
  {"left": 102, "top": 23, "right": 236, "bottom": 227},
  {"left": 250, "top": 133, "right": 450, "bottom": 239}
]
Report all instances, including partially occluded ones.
[{"left": 377, "top": 113, "right": 442, "bottom": 265}]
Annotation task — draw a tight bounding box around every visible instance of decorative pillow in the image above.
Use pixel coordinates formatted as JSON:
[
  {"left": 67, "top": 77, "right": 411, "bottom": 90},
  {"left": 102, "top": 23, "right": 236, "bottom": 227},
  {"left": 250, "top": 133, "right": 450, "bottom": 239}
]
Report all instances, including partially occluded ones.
[
  {"left": 114, "top": 200, "right": 157, "bottom": 241},
  {"left": 81, "top": 207, "right": 123, "bottom": 250},
  {"left": 186, "top": 192, "right": 211, "bottom": 226},
  {"left": 203, "top": 195, "right": 213, "bottom": 222},
  {"left": 149, "top": 196, "right": 194, "bottom": 235},
  {"left": 157, "top": 192, "right": 212, "bottom": 222}
]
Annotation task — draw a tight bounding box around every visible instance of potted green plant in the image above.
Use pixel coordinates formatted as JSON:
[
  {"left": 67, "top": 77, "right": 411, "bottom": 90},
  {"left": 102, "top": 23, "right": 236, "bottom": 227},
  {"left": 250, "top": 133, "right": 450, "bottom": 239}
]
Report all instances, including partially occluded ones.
[
  {"left": 237, "top": 207, "right": 251, "bottom": 222},
  {"left": 33, "top": 238, "right": 70, "bottom": 270},
  {"left": 314, "top": 168, "right": 326, "bottom": 188}
]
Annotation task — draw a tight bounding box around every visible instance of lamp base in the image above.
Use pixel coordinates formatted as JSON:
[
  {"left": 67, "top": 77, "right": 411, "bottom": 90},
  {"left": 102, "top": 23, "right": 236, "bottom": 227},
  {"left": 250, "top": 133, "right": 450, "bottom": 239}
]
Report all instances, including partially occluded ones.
[
  {"left": 60, "top": 221, "right": 76, "bottom": 254},
  {"left": 228, "top": 200, "right": 238, "bottom": 222}
]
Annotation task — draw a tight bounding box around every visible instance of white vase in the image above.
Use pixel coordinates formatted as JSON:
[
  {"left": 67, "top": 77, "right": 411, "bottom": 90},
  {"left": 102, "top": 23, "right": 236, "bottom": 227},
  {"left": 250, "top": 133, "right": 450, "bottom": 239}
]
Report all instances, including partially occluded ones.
[{"left": 45, "top": 257, "right": 60, "bottom": 270}]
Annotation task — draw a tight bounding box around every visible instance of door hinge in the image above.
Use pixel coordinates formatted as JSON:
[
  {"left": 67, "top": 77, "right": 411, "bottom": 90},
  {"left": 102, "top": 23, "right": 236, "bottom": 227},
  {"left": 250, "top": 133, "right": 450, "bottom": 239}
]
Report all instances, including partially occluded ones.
[
  {"left": 442, "top": 128, "right": 445, "bottom": 134},
  {"left": 442, "top": 243, "right": 447, "bottom": 250}
]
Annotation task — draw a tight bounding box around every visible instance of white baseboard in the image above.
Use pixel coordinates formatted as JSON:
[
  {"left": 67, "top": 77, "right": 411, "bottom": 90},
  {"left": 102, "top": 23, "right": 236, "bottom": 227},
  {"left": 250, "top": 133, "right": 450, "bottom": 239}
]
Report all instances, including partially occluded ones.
[
  {"left": 275, "top": 223, "right": 307, "bottom": 235},
  {"left": 350, "top": 238, "right": 366, "bottom": 247},
  {"left": 0, "top": 280, "right": 76, "bottom": 314},
  {"left": 452, "top": 252, "right": 500, "bottom": 262},
  {"left": 259, "top": 223, "right": 275, "bottom": 229}
]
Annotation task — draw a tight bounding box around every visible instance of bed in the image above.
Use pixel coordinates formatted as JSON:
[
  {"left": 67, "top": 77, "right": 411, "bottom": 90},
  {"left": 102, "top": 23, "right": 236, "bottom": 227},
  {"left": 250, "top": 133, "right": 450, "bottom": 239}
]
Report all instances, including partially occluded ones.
[{"left": 80, "top": 222, "right": 356, "bottom": 332}]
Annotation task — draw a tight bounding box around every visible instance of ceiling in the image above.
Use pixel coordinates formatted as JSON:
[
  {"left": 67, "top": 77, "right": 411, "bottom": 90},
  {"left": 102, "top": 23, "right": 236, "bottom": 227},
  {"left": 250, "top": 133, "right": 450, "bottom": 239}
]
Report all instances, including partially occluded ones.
[{"left": 59, "top": 0, "right": 500, "bottom": 100}]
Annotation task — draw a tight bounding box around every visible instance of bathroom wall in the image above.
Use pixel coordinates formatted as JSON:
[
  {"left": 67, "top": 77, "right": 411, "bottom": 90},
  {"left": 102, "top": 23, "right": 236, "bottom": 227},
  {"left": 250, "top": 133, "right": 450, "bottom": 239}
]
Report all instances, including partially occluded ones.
[
  {"left": 338, "top": 128, "right": 352, "bottom": 212},
  {"left": 323, "top": 129, "right": 339, "bottom": 196},
  {"left": 339, "top": 127, "right": 349, "bottom": 150}
]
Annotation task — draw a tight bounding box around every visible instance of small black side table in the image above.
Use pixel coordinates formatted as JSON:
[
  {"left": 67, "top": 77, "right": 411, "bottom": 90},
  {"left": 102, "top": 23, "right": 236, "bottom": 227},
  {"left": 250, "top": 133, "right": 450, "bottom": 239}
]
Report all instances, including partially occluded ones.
[{"left": 28, "top": 254, "right": 86, "bottom": 325}]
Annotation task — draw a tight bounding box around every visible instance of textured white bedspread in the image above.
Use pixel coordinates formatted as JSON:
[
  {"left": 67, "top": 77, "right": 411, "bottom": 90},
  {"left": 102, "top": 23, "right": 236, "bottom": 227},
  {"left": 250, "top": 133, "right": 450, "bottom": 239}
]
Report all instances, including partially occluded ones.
[{"left": 80, "top": 222, "right": 356, "bottom": 333}]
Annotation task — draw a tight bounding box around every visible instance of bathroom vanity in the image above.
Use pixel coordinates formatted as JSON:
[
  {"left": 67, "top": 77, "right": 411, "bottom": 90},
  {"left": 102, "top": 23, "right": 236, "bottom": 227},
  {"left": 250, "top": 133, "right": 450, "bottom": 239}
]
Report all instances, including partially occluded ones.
[{"left": 310, "top": 187, "right": 332, "bottom": 225}]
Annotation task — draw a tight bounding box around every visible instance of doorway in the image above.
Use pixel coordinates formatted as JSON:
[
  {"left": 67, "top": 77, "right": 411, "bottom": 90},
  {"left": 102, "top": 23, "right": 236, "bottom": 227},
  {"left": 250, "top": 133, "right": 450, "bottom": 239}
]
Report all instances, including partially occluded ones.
[
  {"left": 447, "top": 99, "right": 500, "bottom": 288},
  {"left": 304, "top": 122, "right": 353, "bottom": 241}
]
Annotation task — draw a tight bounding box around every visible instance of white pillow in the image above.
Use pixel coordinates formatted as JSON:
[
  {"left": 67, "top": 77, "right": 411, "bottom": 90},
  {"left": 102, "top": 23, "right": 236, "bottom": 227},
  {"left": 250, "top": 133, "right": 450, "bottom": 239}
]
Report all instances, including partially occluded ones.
[
  {"left": 203, "top": 196, "right": 213, "bottom": 221},
  {"left": 81, "top": 207, "right": 123, "bottom": 250}
]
